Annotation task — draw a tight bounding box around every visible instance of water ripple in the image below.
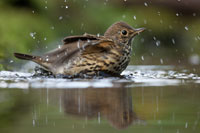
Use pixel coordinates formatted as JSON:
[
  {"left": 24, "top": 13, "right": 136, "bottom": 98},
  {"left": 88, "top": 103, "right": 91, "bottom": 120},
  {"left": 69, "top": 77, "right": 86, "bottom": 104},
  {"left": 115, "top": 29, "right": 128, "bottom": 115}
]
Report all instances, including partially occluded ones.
[{"left": 0, "top": 65, "right": 199, "bottom": 89}]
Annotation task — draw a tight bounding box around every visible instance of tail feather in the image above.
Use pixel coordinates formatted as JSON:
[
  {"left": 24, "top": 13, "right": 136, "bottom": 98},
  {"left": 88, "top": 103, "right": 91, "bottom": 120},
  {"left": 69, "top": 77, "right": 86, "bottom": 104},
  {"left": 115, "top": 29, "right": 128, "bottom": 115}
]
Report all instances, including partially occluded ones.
[
  {"left": 14, "top": 53, "right": 50, "bottom": 70},
  {"left": 14, "top": 53, "right": 37, "bottom": 61}
]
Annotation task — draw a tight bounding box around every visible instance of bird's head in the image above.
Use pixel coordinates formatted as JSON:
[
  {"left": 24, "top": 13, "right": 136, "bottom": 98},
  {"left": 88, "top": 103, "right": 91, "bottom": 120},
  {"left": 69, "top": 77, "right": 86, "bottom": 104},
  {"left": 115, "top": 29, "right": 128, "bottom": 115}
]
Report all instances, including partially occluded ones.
[{"left": 104, "top": 21, "right": 145, "bottom": 45}]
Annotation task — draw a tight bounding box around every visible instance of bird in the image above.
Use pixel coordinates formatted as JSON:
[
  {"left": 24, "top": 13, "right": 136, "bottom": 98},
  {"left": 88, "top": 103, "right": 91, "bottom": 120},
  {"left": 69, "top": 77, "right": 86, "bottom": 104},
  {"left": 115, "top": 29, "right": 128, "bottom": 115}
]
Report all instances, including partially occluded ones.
[{"left": 14, "top": 21, "right": 145, "bottom": 77}]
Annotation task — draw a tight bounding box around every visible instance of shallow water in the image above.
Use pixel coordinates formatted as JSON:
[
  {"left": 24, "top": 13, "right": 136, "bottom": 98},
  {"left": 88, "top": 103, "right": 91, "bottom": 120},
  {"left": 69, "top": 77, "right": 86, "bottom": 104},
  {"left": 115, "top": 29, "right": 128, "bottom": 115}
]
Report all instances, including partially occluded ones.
[{"left": 0, "top": 65, "right": 200, "bottom": 133}]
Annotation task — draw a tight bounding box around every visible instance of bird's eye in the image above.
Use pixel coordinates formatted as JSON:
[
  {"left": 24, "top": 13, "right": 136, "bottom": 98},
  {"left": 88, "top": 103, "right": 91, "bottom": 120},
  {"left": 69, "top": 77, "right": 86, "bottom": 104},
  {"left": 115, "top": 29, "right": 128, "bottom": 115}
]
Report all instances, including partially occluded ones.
[{"left": 121, "top": 30, "right": 128, "bottom": 35}]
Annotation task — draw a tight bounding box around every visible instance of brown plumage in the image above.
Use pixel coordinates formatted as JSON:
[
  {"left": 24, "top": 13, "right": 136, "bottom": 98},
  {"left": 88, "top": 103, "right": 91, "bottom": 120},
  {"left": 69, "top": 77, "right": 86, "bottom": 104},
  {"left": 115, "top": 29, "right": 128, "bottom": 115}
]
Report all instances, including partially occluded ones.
[{"left": 14, "top": 21, "right": 145, "bottom": 77}]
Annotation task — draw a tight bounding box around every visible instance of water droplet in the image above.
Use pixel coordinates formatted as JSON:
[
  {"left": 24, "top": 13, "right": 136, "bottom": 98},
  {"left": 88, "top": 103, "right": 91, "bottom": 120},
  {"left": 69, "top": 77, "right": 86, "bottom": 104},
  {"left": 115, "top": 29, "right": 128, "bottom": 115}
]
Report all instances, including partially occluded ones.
[
  {"left": 97, "top": 33, "right": 100, "bottom": 37},
  {"left": 157, "top": 11, "right": 161, "bottom": 16},
  {"left": 189, "top": 54, "right": 200, "bottom": 65},
  {"left": 153, "top": 36, "right": 157, "bottom": 40},
  {"left": 64, "top": 0, "right": 67, "bottom": 2},
  {"left": 176, "top": 13, "right": 179, "bottom": 16},
  {"left": 30, "top": 32, "right": 35, "bottom": 37},
  {"left": 122, "top": 14, "right": 126, "bottom": 19},
  {"left": 65, "top": 5, "right": 69, "bottom": 8},
  {"left": 45, "top": 6, "right": 48, "bottom": 9},
  {"left": 98, "top": 112, "right": 101, "bottom": 124},
  {"left": 32, "top": 10, "right": 35, "bottom": 13},
  {"left": 58, "top": 45, "right": 61, "bottom": 49},
  {"left": 44, "top": 37, "right": 47, "bottom": 41},
  {"left": 59, "top": 16, "right": 63, "bottom": 20},
  {"left": 184, "top": 26, "right": 189, "bottom": 31},
  {"left": 46, "top": 58, "right": 49, "bottom": 61},
  {"left": 32, "top": 119, "right": 35, "bottom": 127},
  {"left": 160, "top": 59, "right": 164, "bottom": 64},
  {"left": 144, "top": 19, "right": 147, "bottom": 24},
  {"left": 156, "top": 40, "right": 160, "bottom": 46},
  {"left": 185, "top": 122, "right": 188, "bottom": 128},
  {"left": 172, "top": 38, "right": 175, "bottom": 44},
  {"left": 10, "top": 60, "right": 13, "bottom": 63},
  {"left": 144, "top": 2, "right": 148, "bottom": 7},
  {"left": 51, "top": 26, "right": 55, "bottom": 30},
  {"left": 141, "top": 56, "right": 144, "bottom": 60},
  {"left": 133, "top": 16, "right": 136, "bottom": 20},
  {"left": 77, "top": 41, "right": 80, "bottom": 49},
  {"left": 30, "top": 32, "right": 36, "bottom": 39}
]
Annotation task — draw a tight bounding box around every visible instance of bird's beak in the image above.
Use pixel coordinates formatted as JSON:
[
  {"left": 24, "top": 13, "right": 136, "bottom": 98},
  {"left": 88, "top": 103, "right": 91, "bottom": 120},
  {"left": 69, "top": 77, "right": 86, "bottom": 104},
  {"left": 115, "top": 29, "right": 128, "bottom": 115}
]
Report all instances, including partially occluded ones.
[
  {"left": 134, "top": 28, "right": 145, "bottom": 34},
  {"left": 130, "top": 28, "right": 145, "bottom": 37}
]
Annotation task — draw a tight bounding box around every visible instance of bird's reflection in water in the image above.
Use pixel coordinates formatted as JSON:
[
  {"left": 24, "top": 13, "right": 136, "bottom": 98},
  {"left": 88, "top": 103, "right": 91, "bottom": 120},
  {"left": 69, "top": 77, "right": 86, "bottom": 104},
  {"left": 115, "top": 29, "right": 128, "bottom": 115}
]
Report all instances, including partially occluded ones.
[{"left": 62, "top": 87, "right": 139, "bottom": 129}]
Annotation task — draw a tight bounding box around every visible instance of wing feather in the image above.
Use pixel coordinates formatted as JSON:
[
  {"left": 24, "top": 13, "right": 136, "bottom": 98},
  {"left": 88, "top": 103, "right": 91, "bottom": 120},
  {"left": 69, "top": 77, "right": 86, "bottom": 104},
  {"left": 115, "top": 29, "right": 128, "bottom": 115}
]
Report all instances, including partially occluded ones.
[
  {"left": 37, "top": 34, "right": 114, "bottom": 71},
  {"left": 63, "top": 34, "right": 100, "bottom": 44}
]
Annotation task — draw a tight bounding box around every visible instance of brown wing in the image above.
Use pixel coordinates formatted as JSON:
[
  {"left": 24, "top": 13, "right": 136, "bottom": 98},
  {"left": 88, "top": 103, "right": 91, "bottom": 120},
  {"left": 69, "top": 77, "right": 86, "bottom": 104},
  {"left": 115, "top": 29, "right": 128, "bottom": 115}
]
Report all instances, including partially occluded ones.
[
  {"left": 52, "top": 38, "right": 114, "bottom": 66},
  {"left": 81, "top": 39, "right": 115, "bottom": 55},
  {"left": 38, "top": 34, "right": 113, "bottom": 70},
  {"left": 41, "top": 34, "right": 100, "bottom": 64},
  {"left": 63, "top": 33, "right": 100, "bottom": 44}
]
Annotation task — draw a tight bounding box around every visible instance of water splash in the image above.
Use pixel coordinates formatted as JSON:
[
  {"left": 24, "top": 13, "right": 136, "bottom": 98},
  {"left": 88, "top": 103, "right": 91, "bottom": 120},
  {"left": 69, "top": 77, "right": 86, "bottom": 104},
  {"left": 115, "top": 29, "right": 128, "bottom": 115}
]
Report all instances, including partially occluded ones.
[
  {"left": 0, "top": 66, "right": 199, "bottom": 89},
  {"left": 59, "top": 16, "right": 63, "bottom": 20},
  {"left": 30, "top": 32, "right": 36, "bottom": 39},
  {"left": 184, "top": 26, "right": 189, "bottom": 31},
  {"left": 144, "top": 2, "right": 148, "bottom": 7}
]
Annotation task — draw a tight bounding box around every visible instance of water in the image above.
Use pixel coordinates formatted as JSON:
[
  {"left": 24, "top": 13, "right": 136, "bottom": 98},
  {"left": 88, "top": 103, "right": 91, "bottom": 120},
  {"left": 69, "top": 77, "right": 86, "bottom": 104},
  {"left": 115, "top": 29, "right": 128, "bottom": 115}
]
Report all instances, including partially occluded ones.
[{"left": 0, "top": 65, "right": 200, "bottom": 133}]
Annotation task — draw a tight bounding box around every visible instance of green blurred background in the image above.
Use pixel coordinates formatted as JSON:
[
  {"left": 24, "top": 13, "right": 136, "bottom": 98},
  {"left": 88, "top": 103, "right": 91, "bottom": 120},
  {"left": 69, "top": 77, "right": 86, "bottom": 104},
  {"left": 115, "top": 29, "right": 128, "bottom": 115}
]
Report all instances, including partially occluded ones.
[{"left": 0, "top": 0, "right": 200, "bottom": 70}]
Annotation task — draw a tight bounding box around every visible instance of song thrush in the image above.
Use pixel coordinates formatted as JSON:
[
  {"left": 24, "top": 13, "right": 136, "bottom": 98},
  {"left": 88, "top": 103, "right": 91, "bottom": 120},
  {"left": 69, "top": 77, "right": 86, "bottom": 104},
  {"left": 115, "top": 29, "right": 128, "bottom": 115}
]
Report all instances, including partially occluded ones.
[{"left": 14, "top": 21, "right": 145, "bottom": 77}]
